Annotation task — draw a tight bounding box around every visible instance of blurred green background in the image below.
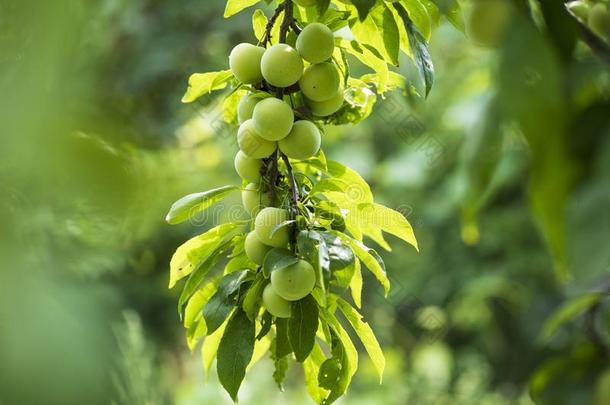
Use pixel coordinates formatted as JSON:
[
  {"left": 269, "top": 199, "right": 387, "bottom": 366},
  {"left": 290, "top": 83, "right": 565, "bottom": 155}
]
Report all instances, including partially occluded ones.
[{"left": 1, "top": 0, "right": 609, "bottom": 404}]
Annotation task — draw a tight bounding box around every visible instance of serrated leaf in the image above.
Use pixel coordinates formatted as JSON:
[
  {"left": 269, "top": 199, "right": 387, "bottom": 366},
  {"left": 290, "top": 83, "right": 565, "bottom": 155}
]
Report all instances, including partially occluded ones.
[
  {"left": 272, "top": 353, "right": 288, "bottom": 390},
  {"left": 169, "top": 222, "right": 240, "bottom": 288},
  {"left": 165, "top": 186, "right": 239, "bottom": 225},
  {"left": 182, "top": 70, "right": 234, "bottom": 103},
  {"left": 393, "top": 3, "right": 434, "bottom": 97},
  {"left": 217, "top": 308, "right": 255, "bottom": 401},
  {"left": 203, "top": 270, "right": 250, "bottom": 335},
  {"left": 540, "top": 293, "right": 602, "bottom": 343},
  {"left": 351, "top": 3, "right": 400, "bottom": 66},
  {"left": 252, "top": 9, "right": 267, "bottom": 41},
  {"left": 224, "top": 0, "right": 261, "bottom": 18},
  {"left": 289, "top": 295, "right": 319, "bottom": 362},
  {"left": 337, "top": 298, "right": 385, "bottom": 383}
]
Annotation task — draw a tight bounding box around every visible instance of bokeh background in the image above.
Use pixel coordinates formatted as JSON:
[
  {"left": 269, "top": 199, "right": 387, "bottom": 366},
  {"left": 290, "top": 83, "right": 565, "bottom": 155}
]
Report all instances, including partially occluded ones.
[{"left": 1, "top": 0, "right": 609, "bottom": 404}]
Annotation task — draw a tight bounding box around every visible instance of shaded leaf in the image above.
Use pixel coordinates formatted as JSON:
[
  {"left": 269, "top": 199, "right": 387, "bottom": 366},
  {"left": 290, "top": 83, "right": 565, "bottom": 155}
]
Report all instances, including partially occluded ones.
[
  {"left": 289, "top": 295, "right": 319, "bottom": 362},
  {"left": 203, "top": 270, "right": 250, "bottom": 335}
]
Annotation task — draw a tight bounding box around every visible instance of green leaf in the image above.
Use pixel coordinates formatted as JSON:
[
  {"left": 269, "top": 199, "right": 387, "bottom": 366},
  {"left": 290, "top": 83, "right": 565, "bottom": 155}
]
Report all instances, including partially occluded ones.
[
  {"left": 242, "top": 274, "right": 265, "bottom": 321},
  {"left": 217, "top": 308, "right": 255, "bottom": 401},
  {"left": 351, "top": 0, "right": 377, "bottom": 20},
  {"left": 539, "top": 293, "right": 602, "bottom": 343},
  {"left": 327, "top": 160, "right": 373, "bottom": 203},
  {"left": 256, "top": 311, "right": 273, "bottom": 340},
  {"left": 224, "top": 0, "right": 261, "bottom": 18},
  {"left": 302, "top": 343, "right": 330, "bottom": 403},
  {"left": 340, "top": 39, "right": 389, "bottom": 94},
  {"left": 252, "top": 9, "right": 267, "bottom": 41},
  {"left": 399, "top": 0, "right": 431, "bottom": 40},
  {"left": 203, "top": 270, "right": 250, "bottom": 335},
  {"left": 393, "top": 3, "right": 434, "bottom": 97},
  {"left": 358, "top": 203, "right": 419, "bottom": 250},
  {"left": 351, "top": 3, "right": 400, "bottom": 66},
  {"left": 165, "top": 186, "right": 239, "bottom": 225},
  {"left": 169, "top": 222, "right": 240, "bottom": 288},
  {"left": 297, "top": 230, "right": 330, "bottom": 290},
  {"left": 350, "top": 259, "right": 363, "bottom": 309},
  {"left": 288, "top": 295, "right": 319, "bottom": 362},
  {"left": 337, "top": 298, "right": 385, "bottom": 383},
  {"left": 201, "top": 320, "right": 227, "bottom": 378},
  {"left": 333, "top": 231, "right": 389, "bottom": 296},
  {"left": 272, "top": 349, "right": 289, "bottom": 390},
  {"left": 182, "top": 70, "right": 234, "bottom": 103},
  {"left": 275, "top": 318, "right": 293, "bottom": 358},
  {"left": 263, "top": 248, "right": 299, "bottom": 277},
  {"left": 184, "top": 277, "right": 220, "bottom": 329},
  {"left": 428, "top": 0, "right": 464, "bottom": 32},
  {"left": 270, "top": 219, "right": 297, "bottom": 237}
]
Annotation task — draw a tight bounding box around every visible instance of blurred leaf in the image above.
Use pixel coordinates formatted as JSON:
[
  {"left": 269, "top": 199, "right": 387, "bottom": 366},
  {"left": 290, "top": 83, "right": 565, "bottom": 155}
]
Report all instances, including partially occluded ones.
[
  {"left": 165, "top": 185, "right": 239, "bottom": 225},
  {"left": 289, "top": 295, "right": 319, "bottom": 362},
  {"left": 224, "top": 0, "right": 262, "bottom": 18},
  {"left": 217, "top": 308, "right": 255, "bottom": 401},
  {"left": 540, "top": 293, "right": 602, "bottom": 343},
  {"left": 182, "top": 70, "right": 234, "bottom": 103},
  {"left": 337, "top": 298, "right": 385, "bottom": 383},
  {"left": 351, "top": 0, "right": 377, "bottom": 21},
  {"left": 428, "top": 0, "right": 464, "bottom": 32}
]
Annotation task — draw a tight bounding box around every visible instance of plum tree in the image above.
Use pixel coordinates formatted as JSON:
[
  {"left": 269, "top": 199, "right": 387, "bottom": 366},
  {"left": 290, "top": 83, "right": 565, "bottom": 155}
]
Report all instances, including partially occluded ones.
[
  {"left": 237, "top": 119, "right": 277, "bottom": 158},
  {"left": 299, "top": 62, "right": 341, "bottom": 102},
  {"left": 278, "top": 120, "right": 321, "bottom": 160},
  {"left": 296, "top": 23, "right": 334, "bottom": 64},
  {"left": 252, "top": 98, "right": 294, "bottom": 141},
  {"left": 306, "top": 87, "right": 344, "bottom": 117},
  {"left": 244, "top": 231, "right": 271, "bottom": 265},
  {"left": 242, "top": 182, "right": 270, "bottom": 217},
  {"left": 234, "top": 150, "right": 262, "bottom": 183},
  {"left": 229, "top": 43, "right": 265, "bottom": 84},
  {"left": 270, "top": 259, "right": 316, "bottom": 301},
  {"left": 261, "top": 44, "right": 304, "bottom": 88},
  {"left": 262, "top": 284, "right": 291, "bottom": 318},
  {"left": 254, "top": 207, "right": 290, "bottom": 248},
  {"left": 237, "top": 94, "right": 260, "bottom": 124},
  {"left": 589, "top": 3, "right": 610, "bottom": 40}
]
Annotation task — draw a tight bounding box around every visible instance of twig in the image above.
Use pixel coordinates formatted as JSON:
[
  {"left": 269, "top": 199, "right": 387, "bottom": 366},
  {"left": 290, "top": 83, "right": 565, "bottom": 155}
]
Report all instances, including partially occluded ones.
[
  {"left": 262, "top": 2, "right": 286, "bottom": 46},
  {"left": 281, "top": 152, "right": 299, "bottom": 206}
]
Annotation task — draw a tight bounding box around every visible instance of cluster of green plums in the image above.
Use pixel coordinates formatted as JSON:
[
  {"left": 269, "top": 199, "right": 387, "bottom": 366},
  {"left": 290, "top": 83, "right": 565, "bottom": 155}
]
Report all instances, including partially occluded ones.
[
  {"left": 568, "top": 0, "right": 610, "bottom": 41},
  {"left": 229, "top": 19, "right": 346, "bottom": 318}
]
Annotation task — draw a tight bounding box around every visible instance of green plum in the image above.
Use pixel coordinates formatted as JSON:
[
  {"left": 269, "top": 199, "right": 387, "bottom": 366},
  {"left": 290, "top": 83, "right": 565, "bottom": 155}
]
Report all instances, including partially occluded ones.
[
  {"left": 254, "top": 207, "right": 290, "bottom": 248},
  {"left": 466, "top": 0, "right": 513, "bottom": 48},
  {"left": 234, "top": 150, "right": 262, "bottom": 183},
  {"left": 237, "top": 94, "right": 260, "bottom": 124},
  {"left": 278, "top": 120, "right": 321, "bottom": 160},
  {"left": 262, "top": 284, "right": 291, "bottom": 318},
  {"left": 242, "top": 183, "right": 271, "bottom": 217},
  {"left": 244, "top": 231, "right": 271, "bottom": 265},
  {"left": 252, "top": 98, "right": 294, "bottom": 141},
  {"left": 299, "top": 62, "right": 341, "bottom": 102},
  {"left": 261, "top": 44, "right": 304, "bottom": 88},
  {"left": 306, "top": 87, "right": 344, "bottom": 116},
  {"left": 237, "top": 119, "right": 277, "bottom": 158},
  {"left": 270, "top": 259, "right": 316, "bottom": 301},
  {"left": 229, "top": 43, "right": 265, "bottom": 84},
  {"left": 296, "top": 23, "right": 335, "bottom": 64},
  {"left": 589, "top": 3, "right": 610, "bottom": 40}
]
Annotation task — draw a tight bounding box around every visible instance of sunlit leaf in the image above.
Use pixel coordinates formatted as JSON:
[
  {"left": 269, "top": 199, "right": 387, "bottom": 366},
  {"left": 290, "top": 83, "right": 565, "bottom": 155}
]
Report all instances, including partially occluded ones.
[
  {"left": 224, "top": 0, "right": 262, "bottom": 18},
  {"left": 165, "top": 185, "right": 239, "bottom": 225},
  {"left": 182, "top": 70, "right": 234, "bottom": 103},
  {"left": 252, "top": 9, "right": 267, "bottom": 41},
  {"left": 288, "top": 295, "right": 319, "bottom": 362}
]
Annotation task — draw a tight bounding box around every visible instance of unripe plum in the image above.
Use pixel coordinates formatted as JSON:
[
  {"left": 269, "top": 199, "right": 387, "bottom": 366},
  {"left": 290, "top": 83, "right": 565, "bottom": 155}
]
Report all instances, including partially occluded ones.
[
  {"left": 261, "top": 44, "right": 304, "bottom": 88},
  {"left": 234, "top": 150, "right": 262, "bottom": 183},
  {"left": 237, "top": 119, "right": 277, "bottom": 158},
  {"left": 589, "top": 4, "right": 610, "bottom": 40},
  {"left": 279, "top": 120, "right": 321, "bottom": 160},
  {"left": 242, "top": 182, "right": 271, "bottom": 217},
  {"left": 466, "top": 0, "right": 513, "bottom": 48},
  {"left": 252, "top": 98, "right": 294, "bottom": 141},
  {"left": 254, "top": 207, "right": 290, "bottom": 248},
  {"left": 306, "top": 87, "right": 344, "bottom": 116},
  {"left": 262, "top": 284, "right": 291, "bottom": 318},
  {"left": 299, "top": 62, "right": 341, "bottom": 102},
  {"left": 296, "top": 23, "right": 335, "bottom": 64},
  {"left": 244, "top": 231, "right": 271, "bottom": 265},
  {"left": 229, "top": 43, "right": 265, "bottom": 84},
  {"left": 270, "top": 259, "right": 316, "bottom": 301},
  {"left": 237, "top": 94, "right": 260, "bottom": 124}
]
